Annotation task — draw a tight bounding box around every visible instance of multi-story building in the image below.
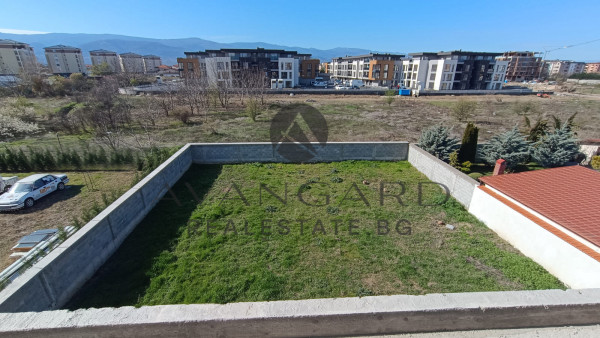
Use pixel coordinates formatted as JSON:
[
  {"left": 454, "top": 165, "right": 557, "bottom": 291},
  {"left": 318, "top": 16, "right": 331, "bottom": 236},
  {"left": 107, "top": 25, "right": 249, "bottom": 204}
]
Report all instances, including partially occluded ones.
[
  {"left": 89, "top": 49, "right": 120, "bottom": 73},
  {"left": 331, "top": 53, "right": 405, "bottom": 87},
  {"left": 142, "top": 55, "right": 162, "bottom": 73},
  {"left": 299, "top": 57, "right": 320, "bottom": 84},
  {"left": 119, "top": 52, "right": 145, "bottom": 73},
  {"left": 0, "top": 39, "right": 37, "bottom": 75},
  {"left": 321, "top": 62, "right": 331, "bottom": 74},
  {"left": 584, "top": 62, "right": 600, "bottom": 74},
  {"left": 544, "top": 60, "right": 586, "bottom": 78},
  {"left": 401, "top": 51, "right": 508, "bottom": 91},
  {"left": 177, "top": 48, "right": 312, "bottom": 88},
  {"left": 44, "top": 45, "right": 86, "bottom": 76},
  {"left": 496, "top": 51, "right": 543, "bottom": 82}
]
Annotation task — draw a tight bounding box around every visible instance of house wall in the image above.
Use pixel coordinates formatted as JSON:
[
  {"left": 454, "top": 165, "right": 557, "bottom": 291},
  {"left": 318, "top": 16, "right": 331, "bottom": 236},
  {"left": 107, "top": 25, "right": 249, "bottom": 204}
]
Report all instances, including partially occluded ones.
[
  {"left": 0, "top": 43, "right": 37, "bottom": 75},
  {"left": 407, "top": 144, "right": 479, "bottom": 208},
  {"left": 468, "top": 186, "right": 600, "bottom": 288}
]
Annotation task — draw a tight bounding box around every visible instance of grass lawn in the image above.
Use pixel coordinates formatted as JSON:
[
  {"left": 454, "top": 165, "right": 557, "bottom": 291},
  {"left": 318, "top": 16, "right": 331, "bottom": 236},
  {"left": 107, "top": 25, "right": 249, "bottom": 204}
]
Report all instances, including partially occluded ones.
[{"left": 66, "top": 161, "right": 564, "bottom": 309}]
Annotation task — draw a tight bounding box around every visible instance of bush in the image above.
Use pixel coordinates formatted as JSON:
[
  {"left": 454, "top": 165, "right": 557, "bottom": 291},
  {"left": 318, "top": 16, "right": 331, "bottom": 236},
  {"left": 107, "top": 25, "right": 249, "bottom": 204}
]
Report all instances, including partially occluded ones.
[
  {"left": 245, "top": 99, "right": 260, "bottom": 122},
  {"left": 458, "top": 122, "right": 479, "bottom": 163},
  {"left": 173, "top": 107, "right": 192, "bottom": 124},
  {"left": 384, "top": 89, "right": 396, "bottom": 106},
  {"left": 591, "top": 156, "right": 600, "bottom": 170},
  {"left": 452, "top": 99, "right": 477, "bottom": 122},
  {"left": 481, "top": 128, "right": 531, "bottom": 170},
  {"left": 417, "top": 125, "right": 459, "bottom": 161},
  {"left": 532, "top": 125, "right": 580, "bottom": 168}
]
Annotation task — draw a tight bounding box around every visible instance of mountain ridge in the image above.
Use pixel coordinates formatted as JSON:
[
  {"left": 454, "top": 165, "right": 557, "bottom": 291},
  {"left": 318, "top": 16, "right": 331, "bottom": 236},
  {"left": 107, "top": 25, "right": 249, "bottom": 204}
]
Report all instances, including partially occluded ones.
[{"left": 0, "top": 32, "right": 395, "bottom": 65}]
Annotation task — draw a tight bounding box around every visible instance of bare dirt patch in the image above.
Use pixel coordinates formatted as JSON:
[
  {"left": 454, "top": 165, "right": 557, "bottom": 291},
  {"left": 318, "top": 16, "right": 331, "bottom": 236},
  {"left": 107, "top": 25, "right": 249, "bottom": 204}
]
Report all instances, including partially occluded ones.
[{"left": 0, "top": 171, "right": 136, "bottom": 271}]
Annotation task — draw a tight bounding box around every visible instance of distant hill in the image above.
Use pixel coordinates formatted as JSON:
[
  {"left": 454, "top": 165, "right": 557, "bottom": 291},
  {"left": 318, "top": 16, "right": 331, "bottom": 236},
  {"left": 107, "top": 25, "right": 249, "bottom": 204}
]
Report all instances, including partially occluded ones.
[{"left": 0, "top": 32, "right": 392, "bottom": 66}]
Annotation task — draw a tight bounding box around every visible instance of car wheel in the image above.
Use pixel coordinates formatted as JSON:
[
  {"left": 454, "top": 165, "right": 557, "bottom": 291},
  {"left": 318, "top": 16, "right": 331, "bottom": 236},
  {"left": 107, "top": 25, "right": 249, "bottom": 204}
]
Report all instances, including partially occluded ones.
[
  {"left": 57, "top": 182, "right": 65, "bottom": 191},
  {"left": 25, "top": 198, "right": 34, "bottom": 208}
]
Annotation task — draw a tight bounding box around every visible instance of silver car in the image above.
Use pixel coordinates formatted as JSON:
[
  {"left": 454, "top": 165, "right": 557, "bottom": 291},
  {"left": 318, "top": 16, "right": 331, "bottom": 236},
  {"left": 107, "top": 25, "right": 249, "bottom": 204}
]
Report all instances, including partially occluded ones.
[{"left": 0, "top": 174, "right": 69, "bottom": 211}]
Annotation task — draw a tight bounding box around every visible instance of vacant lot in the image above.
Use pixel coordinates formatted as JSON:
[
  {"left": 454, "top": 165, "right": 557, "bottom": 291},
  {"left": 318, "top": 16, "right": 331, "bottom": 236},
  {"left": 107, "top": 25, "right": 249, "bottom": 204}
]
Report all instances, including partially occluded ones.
[
  {"left": 0, "top": 171, "right": 136, "bottom": 271},
  {"left": 67, "top": 162, "right": 563, "bottom": 309},
  {"left": 3, "top": 92, "right": 599, "bottom": 151}
]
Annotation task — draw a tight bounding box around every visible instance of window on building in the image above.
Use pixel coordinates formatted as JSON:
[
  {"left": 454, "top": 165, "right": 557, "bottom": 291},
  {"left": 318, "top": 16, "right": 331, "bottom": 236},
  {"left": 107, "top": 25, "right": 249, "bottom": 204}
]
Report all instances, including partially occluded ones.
[
  {"left": 281, "top": 72, "right": 288, "bottom": 79},
  {"left": 444, "top": 64, "right": 451, "bottom": 71},
  {"left": 414, "top": 65, "right": 418, "bottom": 72},
  {"left": 431, "top": 64, "right": 438, "bottom": 72},
  {"left": 429, "top": 73, "right": 436, "bottom": 81},
  {"left": 285, "top": 62, "right": 292, "bottom": 70}
]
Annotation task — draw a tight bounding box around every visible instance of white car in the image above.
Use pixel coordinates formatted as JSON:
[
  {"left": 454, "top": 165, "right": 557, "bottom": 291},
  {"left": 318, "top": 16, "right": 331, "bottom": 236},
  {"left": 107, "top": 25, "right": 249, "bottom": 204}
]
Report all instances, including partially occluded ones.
[
  {"left": 335, "top": 85, "right": 351, "bottom": 90},
  {"left": 0, "top": 174, "right": 69, "bottom": 211}
]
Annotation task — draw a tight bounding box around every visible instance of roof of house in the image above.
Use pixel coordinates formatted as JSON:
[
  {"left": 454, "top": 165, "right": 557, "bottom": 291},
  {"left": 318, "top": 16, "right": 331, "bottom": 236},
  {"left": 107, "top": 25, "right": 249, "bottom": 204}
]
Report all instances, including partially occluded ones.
[
  {"left": 89, "top": 49, "right": 117, "bottom": 54},
  {"left": 480, "top": 166, "right": 600, "bottom": 247}
]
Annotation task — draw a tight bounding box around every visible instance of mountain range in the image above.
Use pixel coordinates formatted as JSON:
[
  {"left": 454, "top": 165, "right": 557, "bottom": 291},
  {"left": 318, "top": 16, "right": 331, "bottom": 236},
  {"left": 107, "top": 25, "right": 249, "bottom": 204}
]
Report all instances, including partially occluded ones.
[{"left": 0, "top": 32, "right": 388, "bottom": 66}]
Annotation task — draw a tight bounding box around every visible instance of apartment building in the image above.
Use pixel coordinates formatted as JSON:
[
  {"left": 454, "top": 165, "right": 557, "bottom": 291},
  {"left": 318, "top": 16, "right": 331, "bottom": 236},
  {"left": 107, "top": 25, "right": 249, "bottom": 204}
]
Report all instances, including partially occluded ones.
[
  {"left": 89, "top": 49, "right": 120, "bottom": 73},
  {"left": 496, "top": 51, "right": 543, "bottom": 81},
  {"left": 584, "top": 62, "right": 600, "bottom": 74},
  {"left": 142, "top": 55, "right": 162, "bottom": 73},
  {"left": 299, "top": 57, "right": 321, "bottom": 84},
  {"left": 0, "top": 39, "right": 37, "bottom": 75},
  {"left": 401, "top": 51, "right": 508, "bottom": 91},
  {"left": 177, "top": 48, "right": 312, "bottom": 88},
  {"left": 331, "top": 53, "right": 405, "bottom": 87},
  {"left": 44, "top": 45, "right": 86, "bottom": 76},
  {"left": 119, "top": 52, "right": 145, "bottom": 73},
  {"left": 321, "top": 62, "right": 331, "bottom": 74},
  {"left": 544, "top": 60, "right": 586, "bottom": 78}
]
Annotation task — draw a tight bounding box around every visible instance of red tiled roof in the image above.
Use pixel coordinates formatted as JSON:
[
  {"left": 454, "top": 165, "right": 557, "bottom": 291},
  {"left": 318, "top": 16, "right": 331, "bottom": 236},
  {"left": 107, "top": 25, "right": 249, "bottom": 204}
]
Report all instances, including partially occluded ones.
[{"left": 480, "top": 166, "right": 600, "bottom": 248}]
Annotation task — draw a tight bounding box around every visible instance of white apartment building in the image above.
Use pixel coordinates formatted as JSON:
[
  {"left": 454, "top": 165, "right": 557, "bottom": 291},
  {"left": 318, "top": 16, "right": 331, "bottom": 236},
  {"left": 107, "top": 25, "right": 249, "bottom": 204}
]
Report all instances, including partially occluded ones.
[
  {"left": 545, "top": 60, "right": 586, "bottom": 78},
  {"left": 89, "top": 49, "right": 120, "bottom": 73},
  {"left": 402, "top": 51, "right": 507, "bottom": 91},
  {"left": 204, "top": 56, "right": 233, "bottom": 86},
  {"left": 119, "top": 52, "right": 145, "bottom": 73},
  {"left": 44, "top": 45, "right": 86, "bottom": 75},
  {"left": 331, "top": 53, "right": 404, "bottom": 87},
  {"left": 142, "top": 55, "right": 162, "bottom": 73},
  {"left": 272, "top": 57, "right": 299, "bottom": 88},
  {"left": 0, "top": 39, "right": 37, "bottom": 75}
]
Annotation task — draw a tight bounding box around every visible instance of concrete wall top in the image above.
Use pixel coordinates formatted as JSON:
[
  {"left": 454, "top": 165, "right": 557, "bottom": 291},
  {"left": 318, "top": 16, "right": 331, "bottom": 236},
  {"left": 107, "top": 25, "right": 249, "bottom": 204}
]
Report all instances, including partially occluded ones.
[{"left": 1, "top": 289, "right": 600, "bottom": 337}]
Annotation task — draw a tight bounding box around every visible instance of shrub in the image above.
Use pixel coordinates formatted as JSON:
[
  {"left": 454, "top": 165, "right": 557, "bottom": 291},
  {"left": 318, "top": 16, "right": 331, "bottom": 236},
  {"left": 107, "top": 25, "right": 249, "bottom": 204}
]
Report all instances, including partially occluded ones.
[
  {"left": 172, "top": 107, "right": 192, "bottom": 124},
  {"left": 458, "top": 122, "right": 479, "bottom": 163},
  {"left": 245, "top": 99, "right": 260, "bottom": 122},
  {"left": 481, "top": 128, "right": 531, "bottom": 170},
  {"left": 384, "top": 89, "right": 396, "bottom": 106},
  {"left": 449, "top": 150, "right": 459, "bottom": 168},
  {"left": 417, "top": 125, "right": 459, "bottom": 161},
  {"left": 452, "top": 99, "right": 477, "bottom": 122},
  {"left": 532, "top": 125, "right": 580, "bottom": 168},
  {"left": 591, "top": 156, "right": 600, "bottom": 170},
  {"left": 460, "top": 161, "right": 472, "bottom": 173}
]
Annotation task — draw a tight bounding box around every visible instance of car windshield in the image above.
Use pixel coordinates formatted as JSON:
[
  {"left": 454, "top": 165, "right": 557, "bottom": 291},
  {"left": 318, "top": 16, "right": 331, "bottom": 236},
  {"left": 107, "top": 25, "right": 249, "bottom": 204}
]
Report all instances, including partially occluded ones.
[{"left": 10, "top": 183, "right": 33, "bottom": 193}]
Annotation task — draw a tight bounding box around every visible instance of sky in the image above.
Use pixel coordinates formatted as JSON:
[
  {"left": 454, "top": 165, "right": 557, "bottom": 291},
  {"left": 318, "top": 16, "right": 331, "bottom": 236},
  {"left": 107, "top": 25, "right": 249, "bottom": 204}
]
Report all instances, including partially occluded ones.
[{"left": 1, "top": 0, "right": 599, "bottom": 61}]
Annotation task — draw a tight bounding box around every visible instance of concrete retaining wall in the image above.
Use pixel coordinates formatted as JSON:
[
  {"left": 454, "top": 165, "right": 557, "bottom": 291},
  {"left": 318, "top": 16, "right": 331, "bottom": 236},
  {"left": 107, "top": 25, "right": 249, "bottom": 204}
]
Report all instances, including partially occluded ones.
[
  {"left": 469, "top": 186, "right": 600, "bottom": 288},
  {"left": 1, "top": 289, "right": 600, "bottom": 337},
  {"left": 407, "top": 144, "right": 479, "bottom": 208},
  {"left": 0, "top": 145, "right": 193, "bottom": 313},
  {"left": 190, "top": 142, "right": 409, "bottom": 164}
]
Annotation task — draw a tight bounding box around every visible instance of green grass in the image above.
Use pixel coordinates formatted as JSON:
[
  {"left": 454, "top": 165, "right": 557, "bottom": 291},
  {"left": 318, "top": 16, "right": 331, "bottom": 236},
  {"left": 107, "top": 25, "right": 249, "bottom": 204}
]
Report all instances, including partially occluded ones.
[{"left": 66, "top": 161, "right": 564, "bottom": 309}]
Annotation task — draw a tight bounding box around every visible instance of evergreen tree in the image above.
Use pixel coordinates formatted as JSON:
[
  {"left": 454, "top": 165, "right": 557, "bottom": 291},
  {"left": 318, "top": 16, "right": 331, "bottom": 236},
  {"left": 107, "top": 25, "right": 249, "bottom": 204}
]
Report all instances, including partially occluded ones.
[
  {"left": 481, "top": 128, "right": 531, "bottom": 170},
  {"left": 417, "top": 125, "right": 459, "bottom": 161},
  {"left": 532, "top": 124, "right": 580, "bottom": 168},
  {"left": 458, "top": 122, "right": 479, "bottom": 163}
]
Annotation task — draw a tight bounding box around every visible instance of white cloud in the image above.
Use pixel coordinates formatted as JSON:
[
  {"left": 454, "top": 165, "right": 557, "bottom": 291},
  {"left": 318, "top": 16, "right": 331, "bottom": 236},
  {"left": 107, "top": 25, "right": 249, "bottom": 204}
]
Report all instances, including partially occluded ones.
[{"left": 0, "top": 28, "right": 49, "bottom": 35}]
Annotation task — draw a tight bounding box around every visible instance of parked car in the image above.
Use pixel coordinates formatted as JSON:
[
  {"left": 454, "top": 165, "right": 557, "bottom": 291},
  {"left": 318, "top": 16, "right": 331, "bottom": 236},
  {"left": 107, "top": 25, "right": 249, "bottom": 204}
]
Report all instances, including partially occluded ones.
[
  {"left": 0, "top": 175, "right": 18, "bottom": 193},
  {"left": 335, "top": 85, "right": 351, "bottom": 90},
  {"left": 0, "top": 174, "right": 69, "bottom": 211}
]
